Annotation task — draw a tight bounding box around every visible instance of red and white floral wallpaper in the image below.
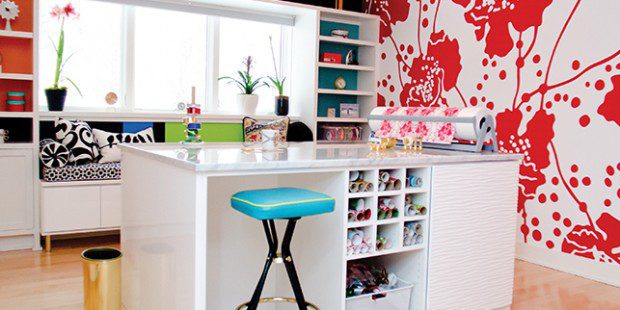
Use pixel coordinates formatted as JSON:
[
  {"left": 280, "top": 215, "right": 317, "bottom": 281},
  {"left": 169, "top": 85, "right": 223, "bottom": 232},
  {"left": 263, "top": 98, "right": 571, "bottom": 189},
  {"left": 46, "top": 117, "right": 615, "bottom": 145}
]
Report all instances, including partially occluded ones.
[{"left": 365, "top": 0, "right": 620, "bottom": 267}]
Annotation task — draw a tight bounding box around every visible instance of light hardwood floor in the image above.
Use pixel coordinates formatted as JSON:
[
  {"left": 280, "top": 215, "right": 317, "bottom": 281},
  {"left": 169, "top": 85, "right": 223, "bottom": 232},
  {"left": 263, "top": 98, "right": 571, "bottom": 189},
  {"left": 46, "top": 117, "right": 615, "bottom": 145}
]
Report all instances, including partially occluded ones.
[{"left": 0, "top": 236, "right": 618, "bottom": 309}]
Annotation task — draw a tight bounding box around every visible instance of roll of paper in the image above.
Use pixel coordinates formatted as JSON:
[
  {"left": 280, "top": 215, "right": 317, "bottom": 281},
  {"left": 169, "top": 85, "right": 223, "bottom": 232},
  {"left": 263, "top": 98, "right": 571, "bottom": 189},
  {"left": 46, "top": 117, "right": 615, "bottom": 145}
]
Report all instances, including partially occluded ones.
[
  {"left": 378, "top": 182, "right": 386, "bottom": 192},
  {"left": 407, "top": 175, "right": 423, "bottom": 188},
  {"left": 379, "top": 171, "right": 390, "bottom": 182},
  {"left": 392, "top": 178, "right": 402, "bottom": 190},
  {"left": 385, "top": 181, "right": 394, "bottom": 191},
  {"left": 350, "top": 198, "right": 365, "bottom": 211},
  {"left": 365, "top": 182, "right": 374, "bottom": 192},
  {"left": 349, "top": 182, "right": 359, "bottom": 193},
  {"left": 369, "top": 107, "right": 492, "bottom": 141},
  {"left": 349, "top": 171, "right": 360, "bottom": 182}
]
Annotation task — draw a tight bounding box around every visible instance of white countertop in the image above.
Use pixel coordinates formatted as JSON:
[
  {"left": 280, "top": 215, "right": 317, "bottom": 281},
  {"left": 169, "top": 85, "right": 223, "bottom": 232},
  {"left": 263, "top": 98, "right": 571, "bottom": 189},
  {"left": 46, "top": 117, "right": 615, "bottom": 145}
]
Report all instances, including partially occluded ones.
[{"left": 120, "top": 142, "right": 523, "bottom": 173}]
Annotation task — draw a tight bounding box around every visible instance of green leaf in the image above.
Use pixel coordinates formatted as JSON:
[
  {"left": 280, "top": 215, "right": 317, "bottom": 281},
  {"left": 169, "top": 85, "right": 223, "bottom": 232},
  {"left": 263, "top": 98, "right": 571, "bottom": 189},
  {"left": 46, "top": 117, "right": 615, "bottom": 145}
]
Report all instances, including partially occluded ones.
[{"left": 64, "top": 77, "right": 83, "bottom": 97}]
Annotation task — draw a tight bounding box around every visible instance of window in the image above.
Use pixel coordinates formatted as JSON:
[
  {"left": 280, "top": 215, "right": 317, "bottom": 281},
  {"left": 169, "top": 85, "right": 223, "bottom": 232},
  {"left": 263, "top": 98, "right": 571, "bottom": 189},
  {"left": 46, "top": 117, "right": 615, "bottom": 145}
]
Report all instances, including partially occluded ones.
[
  {"left": 133, "top": 7, "right": 207, "bottom": 111},
  {"left": 217, "top": 18, "right": 290, "bottom": 114},
  {"left": 39, "top": 0, "right": 123, "bottom": 108},
  {"left": 38, "top": 0, "right": 291, "bottom": 114}
]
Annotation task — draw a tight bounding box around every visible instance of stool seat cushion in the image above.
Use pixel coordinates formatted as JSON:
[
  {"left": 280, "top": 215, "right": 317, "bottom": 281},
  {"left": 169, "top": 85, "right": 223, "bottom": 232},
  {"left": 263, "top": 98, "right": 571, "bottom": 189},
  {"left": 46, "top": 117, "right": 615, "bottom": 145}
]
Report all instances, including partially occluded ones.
[{"left": 231, "top": 188, "right": 335, "bottom": 220}]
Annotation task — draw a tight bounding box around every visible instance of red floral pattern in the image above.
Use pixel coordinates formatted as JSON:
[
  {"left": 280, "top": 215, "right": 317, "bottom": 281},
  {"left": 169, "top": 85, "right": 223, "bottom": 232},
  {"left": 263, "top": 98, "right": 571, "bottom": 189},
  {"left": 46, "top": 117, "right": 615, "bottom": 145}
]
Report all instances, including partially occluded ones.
[
  {"left": 598, "top": 75, "right": 620, "bottom": 126},
  {"left": 364, "top": 0, "right": 411, "bottom": 43},
  {"left": 454, "top": 0, "right": 553, "bottom": 57},
  {"left": 562, "top": 213, "right": 620, "bottom": 265},
  {"left": 496, "top": 109, "right": 555, "bottom": 240},
  {"left": 372, "top": 0, "right": 620, "bottom": 266},
  {"left": 400, "top": 31, "right": 462, "bottom": 107}
]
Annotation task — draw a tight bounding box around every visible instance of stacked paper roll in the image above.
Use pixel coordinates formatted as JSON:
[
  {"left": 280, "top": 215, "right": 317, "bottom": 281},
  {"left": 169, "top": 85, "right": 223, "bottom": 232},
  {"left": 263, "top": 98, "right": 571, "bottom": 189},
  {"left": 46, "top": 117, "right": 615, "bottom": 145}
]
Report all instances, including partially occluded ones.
[
  {"left": 378, "top": 170, "right": 402, "bottom": 192},
  {"left": 378, "top": 197, "right": 399, "bottom": 220},
  {"left": 403, "top": 222, "right": 424, "bottom": 247},
  {"left": 347, "top": 229, "right": 373, "bottom": 256},
  {"left": 349, "top": 170, "right": 373, "bottom": 193},
  {"left": 348, "top": 198, "right": 372, "bottom": 222},
  {"left": 369, "top": 107, "right": 492, "bottom": 140}
]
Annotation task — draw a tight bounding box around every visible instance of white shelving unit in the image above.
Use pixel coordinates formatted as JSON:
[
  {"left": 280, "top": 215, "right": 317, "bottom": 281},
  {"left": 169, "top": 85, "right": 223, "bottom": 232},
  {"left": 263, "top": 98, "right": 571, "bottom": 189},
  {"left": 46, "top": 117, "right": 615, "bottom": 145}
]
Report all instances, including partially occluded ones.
[
  {"left": 313, "top": 11, "right": 379, "bottom": 143},
  {"left": 0, "top": 73, "right": 35, "bottom": 81},
  {"left": 0, "top": 30, "right": 34, "bottom": 38},
  {"left": 318, "top": 62, "right": 374, "bottom": 71},
  {"left": 344, "top": 166, "right": 431, "bottom": 309}
]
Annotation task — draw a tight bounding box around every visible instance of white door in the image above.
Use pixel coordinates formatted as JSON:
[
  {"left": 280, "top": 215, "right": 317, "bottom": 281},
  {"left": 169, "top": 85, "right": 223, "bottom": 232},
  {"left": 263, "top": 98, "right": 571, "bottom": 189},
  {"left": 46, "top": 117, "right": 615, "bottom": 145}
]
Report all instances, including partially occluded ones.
[
  {"left": 0, "top": 149, "right": 34, "bottom": 232},
  {"left": 427, "top": 161, "right": 519, "bottom": 309}
]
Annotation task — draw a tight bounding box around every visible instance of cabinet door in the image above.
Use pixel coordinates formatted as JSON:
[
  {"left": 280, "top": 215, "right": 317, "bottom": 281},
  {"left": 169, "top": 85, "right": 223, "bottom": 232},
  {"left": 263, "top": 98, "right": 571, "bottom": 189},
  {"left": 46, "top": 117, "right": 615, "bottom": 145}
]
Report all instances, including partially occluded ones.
[
  {"left": 41, "top": 186, "right": 100, "bottom": 233},
  {"left": 0, "top": 149, "right": 34, "bottom": 232},
  {"left": 427, "top": 161, "right": 519, "bottom": 309},
  {"left": 101, "top": 185, "right": 121, "bottom": 228}
]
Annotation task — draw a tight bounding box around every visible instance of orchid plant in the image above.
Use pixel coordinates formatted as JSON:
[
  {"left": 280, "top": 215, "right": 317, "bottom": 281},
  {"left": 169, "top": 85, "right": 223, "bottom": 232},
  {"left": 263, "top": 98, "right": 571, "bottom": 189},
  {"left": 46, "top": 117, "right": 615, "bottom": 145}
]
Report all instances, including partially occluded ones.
[
  {"left": 219, "top": 56, "right": 268, "bottom": 95},
  {"left": 47, "top": 2, "right": 81, "bottom": 95}
]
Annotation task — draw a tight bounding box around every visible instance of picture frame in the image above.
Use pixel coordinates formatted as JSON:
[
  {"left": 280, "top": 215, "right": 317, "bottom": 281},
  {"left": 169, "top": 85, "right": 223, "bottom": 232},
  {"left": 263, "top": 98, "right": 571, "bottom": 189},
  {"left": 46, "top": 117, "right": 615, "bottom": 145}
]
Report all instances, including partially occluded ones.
[{"left": 340, "top": 103, "right": 359, "bottom": 118}]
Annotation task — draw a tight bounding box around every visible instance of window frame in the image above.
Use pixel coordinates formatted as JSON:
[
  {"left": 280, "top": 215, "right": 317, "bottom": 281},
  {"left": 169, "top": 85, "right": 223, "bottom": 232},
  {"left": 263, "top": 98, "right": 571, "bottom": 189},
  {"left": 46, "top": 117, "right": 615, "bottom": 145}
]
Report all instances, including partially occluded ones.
[{"left": 39, "top": 1, "right": 292, "bottom": 115}]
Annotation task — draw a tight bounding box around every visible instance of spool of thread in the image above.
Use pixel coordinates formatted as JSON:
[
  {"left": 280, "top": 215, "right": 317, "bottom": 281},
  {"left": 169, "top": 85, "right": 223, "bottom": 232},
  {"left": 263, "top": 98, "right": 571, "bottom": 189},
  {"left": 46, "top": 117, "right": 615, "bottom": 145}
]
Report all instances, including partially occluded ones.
[{"left": 349, "top": 171, "right": 360, "bottom": 182}]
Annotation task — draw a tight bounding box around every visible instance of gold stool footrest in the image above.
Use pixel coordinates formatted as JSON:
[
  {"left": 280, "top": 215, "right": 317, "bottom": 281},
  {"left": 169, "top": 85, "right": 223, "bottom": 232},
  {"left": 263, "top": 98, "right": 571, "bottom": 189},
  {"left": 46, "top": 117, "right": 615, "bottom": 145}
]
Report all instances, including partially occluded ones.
[{"left": 236, "top": 297, "right": 319, "bottom": 310}]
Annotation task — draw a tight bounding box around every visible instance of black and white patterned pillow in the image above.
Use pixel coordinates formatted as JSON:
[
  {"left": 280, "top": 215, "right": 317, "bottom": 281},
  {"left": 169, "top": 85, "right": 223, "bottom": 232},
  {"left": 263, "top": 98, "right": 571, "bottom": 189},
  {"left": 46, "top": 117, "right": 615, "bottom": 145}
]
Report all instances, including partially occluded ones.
[
  {"left": 54, "top": 118, "right": 100, "bottom": 165},
  {"left": 39, "top": 139, "right": 70, "bottom": 168},
  {"left": 93, "top": 128, "right": 154, "bottom": 163}
]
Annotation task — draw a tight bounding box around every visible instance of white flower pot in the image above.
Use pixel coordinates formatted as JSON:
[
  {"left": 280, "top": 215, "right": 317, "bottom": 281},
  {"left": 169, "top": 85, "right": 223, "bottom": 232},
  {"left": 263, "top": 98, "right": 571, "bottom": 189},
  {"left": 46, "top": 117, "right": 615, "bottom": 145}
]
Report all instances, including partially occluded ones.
[{"left": 236, "top": 94, "right": 259, "bottom": 115}]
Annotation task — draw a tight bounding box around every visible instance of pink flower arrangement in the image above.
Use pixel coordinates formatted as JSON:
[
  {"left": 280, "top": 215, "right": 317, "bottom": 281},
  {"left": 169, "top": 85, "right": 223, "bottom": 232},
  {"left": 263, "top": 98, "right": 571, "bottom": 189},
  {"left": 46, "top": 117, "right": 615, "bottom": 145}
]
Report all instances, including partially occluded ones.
[{"left": 50, "top": 3, "right": 79, "bottom": 20}]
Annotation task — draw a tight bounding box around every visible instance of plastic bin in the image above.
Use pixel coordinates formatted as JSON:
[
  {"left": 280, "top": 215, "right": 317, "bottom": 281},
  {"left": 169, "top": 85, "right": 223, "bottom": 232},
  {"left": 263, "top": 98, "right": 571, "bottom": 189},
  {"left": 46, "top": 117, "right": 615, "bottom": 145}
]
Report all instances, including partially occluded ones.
[{"left": 346, "top": 279, "right": 413, "bottom": 310}]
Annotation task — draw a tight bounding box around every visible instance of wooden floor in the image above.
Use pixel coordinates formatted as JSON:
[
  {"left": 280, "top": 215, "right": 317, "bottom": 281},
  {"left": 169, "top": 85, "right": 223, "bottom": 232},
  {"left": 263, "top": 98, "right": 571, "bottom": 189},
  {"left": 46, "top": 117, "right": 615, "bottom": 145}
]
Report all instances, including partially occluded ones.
[{"left": 0, "top": 237, "right": 618, "bottom": 309}]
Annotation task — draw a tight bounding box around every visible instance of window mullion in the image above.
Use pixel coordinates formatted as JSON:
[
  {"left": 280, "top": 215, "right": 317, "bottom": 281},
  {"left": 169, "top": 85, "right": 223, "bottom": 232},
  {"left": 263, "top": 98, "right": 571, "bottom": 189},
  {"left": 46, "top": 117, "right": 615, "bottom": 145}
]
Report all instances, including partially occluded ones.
[
  {"left": 206, "top": 16, "right": 220, "bottom": 112},
  {"left": 122, "top": 6, "right": 136, "bottom": 111}
]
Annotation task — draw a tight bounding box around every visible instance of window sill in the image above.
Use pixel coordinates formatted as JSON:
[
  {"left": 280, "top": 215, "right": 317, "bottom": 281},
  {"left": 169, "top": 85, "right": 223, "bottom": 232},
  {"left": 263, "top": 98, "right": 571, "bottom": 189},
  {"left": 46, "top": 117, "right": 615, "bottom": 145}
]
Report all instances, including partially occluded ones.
[{"left": 38, "top": 108, "right": 298, "bottom": 123}]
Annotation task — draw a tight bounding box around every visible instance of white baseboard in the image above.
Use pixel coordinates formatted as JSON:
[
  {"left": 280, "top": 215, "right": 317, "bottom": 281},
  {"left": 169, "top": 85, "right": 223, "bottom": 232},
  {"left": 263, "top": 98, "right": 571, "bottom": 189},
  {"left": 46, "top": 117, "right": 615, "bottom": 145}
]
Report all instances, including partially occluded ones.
[
  {"left": 516, "top": 242, "right": 619, "bottom": 287},
  {"left": 0, "top": 235, "right": 35, "bottom": 251}
]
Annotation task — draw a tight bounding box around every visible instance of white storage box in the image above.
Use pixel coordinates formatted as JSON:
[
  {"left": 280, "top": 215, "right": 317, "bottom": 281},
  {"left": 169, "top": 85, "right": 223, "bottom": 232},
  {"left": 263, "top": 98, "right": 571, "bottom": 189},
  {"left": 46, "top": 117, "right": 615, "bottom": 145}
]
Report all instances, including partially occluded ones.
[{"left": 346, "top": 280, "right": 413, "bottom": 310}]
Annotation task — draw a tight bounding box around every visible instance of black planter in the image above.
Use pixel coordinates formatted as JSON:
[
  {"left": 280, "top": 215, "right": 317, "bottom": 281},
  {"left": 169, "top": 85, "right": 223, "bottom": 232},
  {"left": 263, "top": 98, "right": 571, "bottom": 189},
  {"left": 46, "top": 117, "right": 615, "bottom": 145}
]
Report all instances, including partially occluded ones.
[
  {"left": 45, "top": 89, "right": 67, "bottom": 112},
  {"left": 275, "top": 96, "right": 289, "bottom": 116}
]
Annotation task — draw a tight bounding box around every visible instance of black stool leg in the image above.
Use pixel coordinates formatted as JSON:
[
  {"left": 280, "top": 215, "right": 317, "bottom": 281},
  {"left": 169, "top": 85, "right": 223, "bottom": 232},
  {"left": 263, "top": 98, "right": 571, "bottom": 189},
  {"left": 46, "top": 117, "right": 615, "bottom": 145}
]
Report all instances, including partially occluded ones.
[
  {"left": 247, "top": 220, "right": 278, "bottom": 310},
  {"left": 281, "top": 218, "right": 307, "bottom": 309}
]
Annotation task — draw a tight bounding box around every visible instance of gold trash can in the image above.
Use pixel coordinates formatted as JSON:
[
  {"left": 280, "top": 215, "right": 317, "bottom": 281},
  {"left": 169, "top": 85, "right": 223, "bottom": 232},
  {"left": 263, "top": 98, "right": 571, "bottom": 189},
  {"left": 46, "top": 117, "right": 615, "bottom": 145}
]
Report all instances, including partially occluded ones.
[{"left": 81, "top": 247, "right": 122, "bottom": 310}]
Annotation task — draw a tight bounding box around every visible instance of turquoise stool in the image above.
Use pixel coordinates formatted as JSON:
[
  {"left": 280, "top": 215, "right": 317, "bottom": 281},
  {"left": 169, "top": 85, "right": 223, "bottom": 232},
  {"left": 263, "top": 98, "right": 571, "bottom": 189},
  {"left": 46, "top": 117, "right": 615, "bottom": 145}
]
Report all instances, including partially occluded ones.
[{"left": 231, "top": 188, "right": 335, "bottom": 310}]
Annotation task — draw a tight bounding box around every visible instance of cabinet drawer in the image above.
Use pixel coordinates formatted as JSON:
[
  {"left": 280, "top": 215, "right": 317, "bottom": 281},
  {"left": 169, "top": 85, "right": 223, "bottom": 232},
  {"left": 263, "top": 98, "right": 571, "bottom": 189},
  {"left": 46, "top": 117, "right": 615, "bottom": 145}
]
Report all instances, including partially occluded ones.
[
  {"left": 101, "top": 185, "right": 122, "bottom": 228},
  {"left": 42, "top": 186, "right": 101, "bottom": 233}
]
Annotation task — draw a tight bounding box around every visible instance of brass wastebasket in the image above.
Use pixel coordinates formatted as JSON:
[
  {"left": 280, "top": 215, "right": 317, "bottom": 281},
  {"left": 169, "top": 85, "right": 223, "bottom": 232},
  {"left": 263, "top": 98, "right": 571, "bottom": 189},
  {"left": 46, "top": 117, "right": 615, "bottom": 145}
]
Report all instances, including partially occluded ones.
[{"left": 81, "top": 248, "right": 122, "bottom": 310}]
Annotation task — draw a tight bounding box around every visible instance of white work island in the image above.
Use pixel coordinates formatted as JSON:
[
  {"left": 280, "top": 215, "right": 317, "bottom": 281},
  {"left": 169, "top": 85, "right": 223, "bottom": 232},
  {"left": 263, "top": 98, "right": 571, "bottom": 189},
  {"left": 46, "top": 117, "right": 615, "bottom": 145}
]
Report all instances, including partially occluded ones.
[{"left": 119, "top": 142, "right": 522, "bottom": 310}]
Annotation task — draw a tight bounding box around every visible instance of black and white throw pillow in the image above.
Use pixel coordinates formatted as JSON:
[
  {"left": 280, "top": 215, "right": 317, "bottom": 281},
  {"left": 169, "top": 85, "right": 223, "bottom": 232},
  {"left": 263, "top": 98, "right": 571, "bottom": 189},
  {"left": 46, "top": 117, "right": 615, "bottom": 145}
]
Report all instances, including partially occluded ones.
[
  {"left": 93, "top": 127, "right": 154, "bottom": 163},
  {"left": 39, "top": 139, "right": 70, "bottom": 168},
  {"left": 54, "top": 118, "right": 100, "bottom": 165}
]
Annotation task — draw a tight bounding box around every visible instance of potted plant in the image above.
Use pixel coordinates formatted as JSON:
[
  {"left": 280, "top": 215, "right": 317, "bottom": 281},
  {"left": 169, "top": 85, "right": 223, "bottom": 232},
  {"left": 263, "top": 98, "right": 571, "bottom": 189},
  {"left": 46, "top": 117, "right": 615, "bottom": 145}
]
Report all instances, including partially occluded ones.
[
  {"left": 267, "top": 36, "right": 288, "bottom": 116},
  {"left": 45, "top": 3, "right": 81, "bottom": 112},
  {"left": 219, "top": 56, "right": 267, "bottom": 115}
]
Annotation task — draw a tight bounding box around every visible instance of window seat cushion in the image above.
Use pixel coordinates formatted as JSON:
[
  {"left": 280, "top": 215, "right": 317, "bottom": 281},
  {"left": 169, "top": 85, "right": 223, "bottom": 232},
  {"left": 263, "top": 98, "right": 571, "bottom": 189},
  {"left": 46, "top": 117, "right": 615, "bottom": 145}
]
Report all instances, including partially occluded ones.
[{"left": 42, "top": 162, "right": 121, "bottom": 183}]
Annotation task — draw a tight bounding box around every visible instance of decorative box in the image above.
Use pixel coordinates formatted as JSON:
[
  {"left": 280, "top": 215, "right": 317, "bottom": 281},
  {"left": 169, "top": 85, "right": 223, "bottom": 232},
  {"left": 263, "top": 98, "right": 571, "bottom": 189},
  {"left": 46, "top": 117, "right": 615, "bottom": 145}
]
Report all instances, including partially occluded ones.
[
  {"left": 340, "top": 103, "right": 359, "bottom": 118},
  {"left": 319, "top": 124, "right": 362, "bottom": 142},
  {"left": 321, "top": 52, "right": 342, "bottom": 64}
]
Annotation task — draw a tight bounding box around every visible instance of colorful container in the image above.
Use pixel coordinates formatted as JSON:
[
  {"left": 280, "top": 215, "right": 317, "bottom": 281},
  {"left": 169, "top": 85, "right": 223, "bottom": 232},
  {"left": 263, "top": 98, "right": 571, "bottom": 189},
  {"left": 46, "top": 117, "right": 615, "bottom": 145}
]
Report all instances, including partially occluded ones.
[
  {"left": 7, "top": 92, "right": 26, "bottom": 101},
  {"left": 6, "top": 100, "right": 25, "bottom": 112}
]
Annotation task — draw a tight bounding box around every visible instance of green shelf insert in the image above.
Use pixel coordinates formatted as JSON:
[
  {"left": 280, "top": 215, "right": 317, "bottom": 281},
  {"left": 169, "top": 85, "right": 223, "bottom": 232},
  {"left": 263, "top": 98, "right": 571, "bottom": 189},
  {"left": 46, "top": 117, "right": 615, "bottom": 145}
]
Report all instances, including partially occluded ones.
[{"left": 165, "top": 122, "right": 243, "bottom": 143}]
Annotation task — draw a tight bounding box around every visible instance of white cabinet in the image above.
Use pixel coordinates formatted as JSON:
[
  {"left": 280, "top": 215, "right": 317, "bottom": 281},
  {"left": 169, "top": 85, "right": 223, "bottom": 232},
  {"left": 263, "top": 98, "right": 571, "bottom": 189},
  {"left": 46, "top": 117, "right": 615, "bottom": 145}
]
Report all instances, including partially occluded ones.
[
  {"left": 41, "top": 186, "right": 100, "bottom": 233},
  {"left": 101, "top": 185, "right": 122, "bottom": 228},
  {"left": 0, "top": 149, "right": 34, "bottom": 233},
  {"left": 427, "top": 161, "right": 519, "bottom": 309},
  {"left": 41, "top": 181, "right": 122, "bottom": 235}
]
